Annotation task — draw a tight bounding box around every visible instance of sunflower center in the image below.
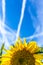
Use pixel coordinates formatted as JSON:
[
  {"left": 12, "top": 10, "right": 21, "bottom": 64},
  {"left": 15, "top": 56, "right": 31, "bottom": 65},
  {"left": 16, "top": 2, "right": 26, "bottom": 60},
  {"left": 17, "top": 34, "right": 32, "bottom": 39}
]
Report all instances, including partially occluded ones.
[
  {"left": 11, "top": 48, "right": 35, "bottom": 65},
  {"left": 19, "top": 58, "right": 24, "bottom": 64}
]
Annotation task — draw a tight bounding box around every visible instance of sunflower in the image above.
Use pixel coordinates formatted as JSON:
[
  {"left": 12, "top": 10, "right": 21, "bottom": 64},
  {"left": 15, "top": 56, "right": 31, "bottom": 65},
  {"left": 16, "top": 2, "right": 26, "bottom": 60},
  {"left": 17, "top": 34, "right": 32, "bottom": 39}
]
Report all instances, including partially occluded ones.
[{"left": 1, "top": 38, "right": 43, "bottom": 65}]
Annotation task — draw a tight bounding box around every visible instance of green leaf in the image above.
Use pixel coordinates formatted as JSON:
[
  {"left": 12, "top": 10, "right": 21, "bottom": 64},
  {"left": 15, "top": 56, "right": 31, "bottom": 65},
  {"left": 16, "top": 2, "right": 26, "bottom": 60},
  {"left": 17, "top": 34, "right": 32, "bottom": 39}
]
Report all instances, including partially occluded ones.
[{"left": 0, "top": 43, "right": 4, "bottom": 64}]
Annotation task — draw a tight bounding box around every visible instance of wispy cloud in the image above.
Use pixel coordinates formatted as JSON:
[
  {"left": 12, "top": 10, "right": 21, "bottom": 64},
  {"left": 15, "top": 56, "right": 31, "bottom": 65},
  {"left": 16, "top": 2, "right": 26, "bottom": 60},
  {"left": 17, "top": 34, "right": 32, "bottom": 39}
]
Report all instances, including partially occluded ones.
[
  {"left": 27, "top": 0, "right": 43, "bottom": 46},
  {"left": 22, "top": 32, "right": 43, "bottom": 40},
  {"left": 0, "top": 0, "right": 16, "bottom": 48},
  {"left": 16, "top": 0, "right": 26, "bottom": 41},
  {"left": 2, "top": 0, "right": 5, "bottom": 24},
  {"left": 0, "top": 20, "right": 16, "bottom": 48},
  {"left": 35, "top": 0, "right": 43, "bottom": 46}
]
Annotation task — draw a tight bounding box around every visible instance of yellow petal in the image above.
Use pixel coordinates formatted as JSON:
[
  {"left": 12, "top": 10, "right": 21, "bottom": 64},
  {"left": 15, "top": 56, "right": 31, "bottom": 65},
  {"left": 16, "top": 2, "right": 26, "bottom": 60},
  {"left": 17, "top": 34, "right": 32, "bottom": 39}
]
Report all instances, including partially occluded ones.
[
  {"left": 9, "top": 46, "right": 14, "bottom": 49},
  {"left": 3, "top": 48, "right": 12, "bottom": 54},
  {"left": 1, "top": 58, "right": 10, "bottom": 61},
  {"left": 15, "top": 41, "right": 19, "bottom": 48},
  {"left": 35, "top": 59, "right": 43, "bottom": 65},
  {"left": 16, "top": 37, "right": 24, "bottom": 50},
  {"left": 34, "top": 54, "right": 43, "bottom": 60},
  {"left": 27, "top": 41, "right": 39, "bottom": 53},
  {"left": 1, "top": 60, "right": 10, "bottom": 65},
  {"left": 18, "top": 43, "right": 24, "bottom": 50},
  {"left": 2, "top": 53, "right": 12, "bottom": 59},
  {"left": 23, "top": 38, "right": 27, "bottom": 47},
  {"left": 4, "top": 47, "right": 18, "bottom": 54}
]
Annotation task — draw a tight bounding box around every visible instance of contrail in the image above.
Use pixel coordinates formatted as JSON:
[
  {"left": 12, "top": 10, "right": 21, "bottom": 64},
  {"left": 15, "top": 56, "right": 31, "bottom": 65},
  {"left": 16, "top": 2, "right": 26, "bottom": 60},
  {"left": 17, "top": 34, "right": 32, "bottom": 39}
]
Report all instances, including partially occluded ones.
[
  {"left": 2, "top": 0, "right": 5, "bottom": 42},
  {"left": 27, "top": 0, "right": 43, "bottom": 43},
  {"left": 0, "top": 21, "right": 16, "bottom": 48},
  {"left": 29, "top": 4, "right": 40, "bottom": 33},
  {"left": 26, "top": 0, "right": 43, "bottom": 46},
  {"left": 21, "top": 32, "right": 43, "bottom": 40},
  {"left": 36, "top": 0, "right": 43, "bottom": 46},
  {"left": 1, "top": 0, "right": 9, "bottom": 49},
  {"left": 1, "top": 0, "right": 11, "bottom": 48},
  {"left": 2, "top": 0, "right": 5, "bottom": 25},
  {"left": 1, "top": 0, "right": 16, "bottom": 48},
  {"left": 16, "top": 0, "right": 26, "bottom": 41},
  {"left": 0, "top": 21, "right": 15, "bottom": 33},
  {"left": 36, "top": 0, "right": 43, "bottom": 31}
]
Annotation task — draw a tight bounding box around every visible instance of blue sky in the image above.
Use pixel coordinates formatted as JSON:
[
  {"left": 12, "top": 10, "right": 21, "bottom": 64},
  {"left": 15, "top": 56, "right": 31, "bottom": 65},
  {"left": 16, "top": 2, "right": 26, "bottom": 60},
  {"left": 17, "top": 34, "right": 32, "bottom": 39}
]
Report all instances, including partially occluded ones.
[
  {"left": 6, "top": 0, "right": 35, "bottom": 37},
  {"left": 0, "top": 0, "right": 43, "bottom": 48}
]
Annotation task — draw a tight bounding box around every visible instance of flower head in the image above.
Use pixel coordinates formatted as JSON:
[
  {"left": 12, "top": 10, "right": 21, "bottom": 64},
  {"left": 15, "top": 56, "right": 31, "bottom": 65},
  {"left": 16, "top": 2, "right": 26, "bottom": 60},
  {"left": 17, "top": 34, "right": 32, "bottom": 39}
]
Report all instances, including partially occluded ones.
[{"left": 1, "top": 38, "right": 43, "bottom": 65}]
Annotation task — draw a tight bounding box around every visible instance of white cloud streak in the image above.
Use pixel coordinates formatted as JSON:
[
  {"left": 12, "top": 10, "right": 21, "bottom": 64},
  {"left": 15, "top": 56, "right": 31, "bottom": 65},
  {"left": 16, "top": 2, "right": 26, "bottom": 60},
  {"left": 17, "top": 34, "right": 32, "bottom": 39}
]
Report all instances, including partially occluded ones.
[
  {"left": 16, "top": 0, "right": 26, "bottom": 41},
  {"left": 35, "top": 0, "right": 43, "bottom": 46},
  {"left": 22, "top": 32, "right": 43, "bottom": 40},
  {"left": 0, "top": 0, "right": 16, "bottom": 48},
  {"left": 0, "top": 20, "right": 16, "bottom": 48},
  {"left": 27, "top": 0, "right": 43, "bottom": 46},
  {"left": 2, "top": 0, "right": 5, "bottom": 25}
]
